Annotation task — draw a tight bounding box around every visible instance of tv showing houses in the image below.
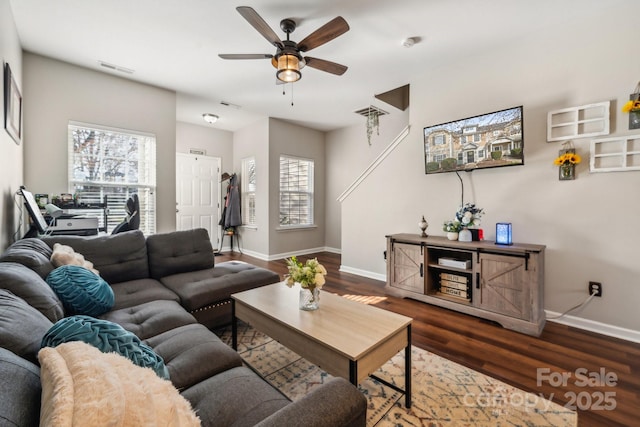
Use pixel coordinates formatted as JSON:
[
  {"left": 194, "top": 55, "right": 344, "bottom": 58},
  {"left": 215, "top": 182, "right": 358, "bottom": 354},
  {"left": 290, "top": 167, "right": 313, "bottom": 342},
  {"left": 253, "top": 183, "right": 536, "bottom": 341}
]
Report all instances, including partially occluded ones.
[{"left": 424, "top": 106, "right": 524, "bottom": 175}]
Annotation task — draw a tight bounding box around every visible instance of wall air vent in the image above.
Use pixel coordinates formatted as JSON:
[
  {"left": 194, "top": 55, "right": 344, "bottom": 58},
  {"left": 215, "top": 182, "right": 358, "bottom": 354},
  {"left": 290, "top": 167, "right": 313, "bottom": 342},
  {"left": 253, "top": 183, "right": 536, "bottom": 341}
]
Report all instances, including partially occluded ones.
[
  {"left": 355, "top": 106, "right": 389, "bottom": 145},
  {"left": 354, "top": 105, "right": 389, "bottom": 118},
  {"left": 98, "top": 60, "right": 135, "bottom": 74}
]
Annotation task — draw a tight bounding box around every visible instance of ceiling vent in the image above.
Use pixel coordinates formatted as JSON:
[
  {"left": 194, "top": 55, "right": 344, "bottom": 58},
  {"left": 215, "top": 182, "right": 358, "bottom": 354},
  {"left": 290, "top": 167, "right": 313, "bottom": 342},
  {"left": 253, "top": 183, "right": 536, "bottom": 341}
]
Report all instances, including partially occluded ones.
[
  {"left": 354, "top": 105, "right": 388, "bottom": 118},
  {"left": 98, "top": 60, "right": 134, "bottom": 74},
  {"left": 220, "top": 101, "right": 241, "bottom": 109}
]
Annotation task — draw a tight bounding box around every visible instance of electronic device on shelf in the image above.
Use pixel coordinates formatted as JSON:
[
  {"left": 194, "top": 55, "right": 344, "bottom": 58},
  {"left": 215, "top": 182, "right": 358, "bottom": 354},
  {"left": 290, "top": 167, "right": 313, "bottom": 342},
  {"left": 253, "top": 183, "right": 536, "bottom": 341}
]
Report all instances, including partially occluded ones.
[
  {"left": 20, "top": 187, "right": 99, "bottom": 237},
  {"left": 20, "top": 187, "right": 48, "bottom": 235}
]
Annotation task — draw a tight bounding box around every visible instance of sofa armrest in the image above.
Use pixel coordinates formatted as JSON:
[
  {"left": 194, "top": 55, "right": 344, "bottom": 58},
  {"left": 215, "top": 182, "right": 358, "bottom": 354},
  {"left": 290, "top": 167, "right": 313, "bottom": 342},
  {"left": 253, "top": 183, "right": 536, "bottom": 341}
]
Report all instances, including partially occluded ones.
[{"left": 254, "top": 377, "right": 367, "bottom": 427}]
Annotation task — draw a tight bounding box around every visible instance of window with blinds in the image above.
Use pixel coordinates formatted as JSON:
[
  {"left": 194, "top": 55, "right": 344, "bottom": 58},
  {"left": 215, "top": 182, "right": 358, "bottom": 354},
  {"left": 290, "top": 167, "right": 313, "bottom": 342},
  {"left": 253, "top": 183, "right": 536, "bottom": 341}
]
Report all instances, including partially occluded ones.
[
  {"left": 241, "top": 157, "right": 256, "bottom": 226},
  {"left": 68, "top": 121, "right": 156, "bottom": 234},
  {"left": 279, "top": 155, "right": 314, "bottom": 226}
]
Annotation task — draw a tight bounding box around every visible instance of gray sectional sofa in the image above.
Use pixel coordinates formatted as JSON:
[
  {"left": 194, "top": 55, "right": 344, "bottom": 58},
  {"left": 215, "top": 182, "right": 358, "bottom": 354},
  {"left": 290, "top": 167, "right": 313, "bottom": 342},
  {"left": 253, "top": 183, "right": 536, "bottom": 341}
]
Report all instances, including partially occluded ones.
[{"left": 0, "top": 228, "right": 367, "bottom": 426}]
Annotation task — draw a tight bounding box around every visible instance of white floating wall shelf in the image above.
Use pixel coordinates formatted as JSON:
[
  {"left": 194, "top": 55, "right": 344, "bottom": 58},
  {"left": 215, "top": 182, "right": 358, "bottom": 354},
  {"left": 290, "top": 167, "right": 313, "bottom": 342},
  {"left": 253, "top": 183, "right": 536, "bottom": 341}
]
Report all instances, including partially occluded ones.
[
  {"left": 590, "top": 133, "right": 640, "bottom": 173},
  {"left": 547, "top": 101, "right": 610, "bottom": 142}
]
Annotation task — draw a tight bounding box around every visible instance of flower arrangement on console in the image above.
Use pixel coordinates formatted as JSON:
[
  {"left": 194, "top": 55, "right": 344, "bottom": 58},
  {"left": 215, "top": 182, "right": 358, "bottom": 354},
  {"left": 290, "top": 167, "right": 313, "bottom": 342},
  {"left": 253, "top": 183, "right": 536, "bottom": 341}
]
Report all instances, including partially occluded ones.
[
  {"left": 442, "top": 220, "right": 462, "bottom": 233},
  {"left": 284, "top": 256, "right": 327, "bottom": 291},
  {"left": 455, "top": 203, "right": 484, "bottom": 229}
]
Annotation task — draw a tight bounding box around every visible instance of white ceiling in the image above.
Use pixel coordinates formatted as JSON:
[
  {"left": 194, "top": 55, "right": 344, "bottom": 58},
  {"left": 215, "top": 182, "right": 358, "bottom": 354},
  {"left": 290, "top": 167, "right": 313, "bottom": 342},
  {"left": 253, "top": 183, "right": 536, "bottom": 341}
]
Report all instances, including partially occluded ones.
[{"left": 9, "top": 0, "right": 616, "bottom": 132}]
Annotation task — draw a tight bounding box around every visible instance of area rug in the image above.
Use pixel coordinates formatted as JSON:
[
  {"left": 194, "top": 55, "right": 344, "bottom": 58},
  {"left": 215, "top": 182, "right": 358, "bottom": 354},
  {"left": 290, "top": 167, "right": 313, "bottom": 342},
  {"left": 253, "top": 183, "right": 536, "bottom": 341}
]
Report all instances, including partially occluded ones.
[{"left": 216, "top": 322, "right": 577, "bottom": 427}]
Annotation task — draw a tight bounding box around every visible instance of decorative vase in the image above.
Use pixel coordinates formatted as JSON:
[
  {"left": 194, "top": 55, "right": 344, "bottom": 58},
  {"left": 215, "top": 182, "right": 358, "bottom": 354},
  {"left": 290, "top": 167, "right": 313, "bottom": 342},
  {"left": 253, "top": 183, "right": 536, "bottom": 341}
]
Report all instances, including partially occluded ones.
[
  {"left": 418, "top": 215, "right": 429, "bottom": 237},
  {"left": 446, "top": 231, "right": 459, "bottom": 241},
  {"left": 559, "top": 163, "right": 575, "bottom": 180},
  {"left": 458, "top": 228, "right": 472, "bottom": 242},
  {"left": 299, "top": 287, "right": 320, "bottom": 311}
]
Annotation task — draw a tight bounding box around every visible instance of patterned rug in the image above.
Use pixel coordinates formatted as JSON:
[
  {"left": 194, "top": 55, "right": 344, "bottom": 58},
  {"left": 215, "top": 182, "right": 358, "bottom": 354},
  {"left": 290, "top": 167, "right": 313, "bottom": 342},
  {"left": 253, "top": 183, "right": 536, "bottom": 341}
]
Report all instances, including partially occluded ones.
[{"left": 216, "top": 322, "right": 577, "bottom": 427}]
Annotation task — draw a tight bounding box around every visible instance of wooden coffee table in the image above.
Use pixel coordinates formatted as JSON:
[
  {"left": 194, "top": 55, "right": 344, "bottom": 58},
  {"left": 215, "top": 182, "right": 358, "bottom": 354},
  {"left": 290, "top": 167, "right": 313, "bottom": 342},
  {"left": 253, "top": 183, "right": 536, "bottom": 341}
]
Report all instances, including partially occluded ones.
[{"left": 231, "top": 282, "right": 413, "bottom": 407}]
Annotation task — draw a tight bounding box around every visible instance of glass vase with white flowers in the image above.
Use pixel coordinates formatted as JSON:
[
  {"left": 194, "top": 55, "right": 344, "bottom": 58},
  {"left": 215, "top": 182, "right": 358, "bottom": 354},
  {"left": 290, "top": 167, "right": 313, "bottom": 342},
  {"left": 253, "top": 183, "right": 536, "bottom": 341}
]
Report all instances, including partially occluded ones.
[{"left": 284, "top": 256, "right": 327, "bottom": 310}]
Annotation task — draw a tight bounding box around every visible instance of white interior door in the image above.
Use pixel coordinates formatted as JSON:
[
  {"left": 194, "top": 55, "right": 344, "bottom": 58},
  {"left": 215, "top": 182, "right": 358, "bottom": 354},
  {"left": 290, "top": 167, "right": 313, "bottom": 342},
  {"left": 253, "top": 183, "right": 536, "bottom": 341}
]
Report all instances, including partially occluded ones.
[{"left": 176, "top": 153, "right": 221, "bottom": 248}]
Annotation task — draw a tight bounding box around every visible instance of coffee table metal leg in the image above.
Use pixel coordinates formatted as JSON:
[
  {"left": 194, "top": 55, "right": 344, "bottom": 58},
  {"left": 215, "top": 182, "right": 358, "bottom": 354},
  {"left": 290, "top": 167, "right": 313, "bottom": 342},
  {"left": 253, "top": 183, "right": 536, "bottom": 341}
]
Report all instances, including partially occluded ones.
[
  {"left": 405, "top": 324, "right": 412, "bottom": 408},
  {"left": 231, "top": 300, "right": 238, "bottom": 351},
  {"left": 349, "top": 360, "right": 357, "bottom": 385}
]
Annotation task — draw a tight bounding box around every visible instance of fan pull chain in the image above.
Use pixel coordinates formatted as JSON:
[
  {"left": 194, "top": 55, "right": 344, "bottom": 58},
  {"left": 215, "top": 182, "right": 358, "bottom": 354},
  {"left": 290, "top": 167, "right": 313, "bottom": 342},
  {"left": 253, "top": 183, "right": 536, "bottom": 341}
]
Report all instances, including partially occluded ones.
[{"left": 291, "top": 84, "right": 294, "bottom": 106}]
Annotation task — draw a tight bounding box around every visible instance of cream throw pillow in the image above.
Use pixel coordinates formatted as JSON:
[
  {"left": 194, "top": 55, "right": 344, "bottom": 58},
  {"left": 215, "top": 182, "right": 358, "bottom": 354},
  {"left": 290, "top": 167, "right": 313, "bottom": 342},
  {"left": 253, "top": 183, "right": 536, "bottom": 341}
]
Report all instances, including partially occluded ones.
[
  {"left": 38, "top": 341, "right": 201, "bottom": 427},
  {"left": 50, "top": 243, "right": 100, "bottom": 276}
]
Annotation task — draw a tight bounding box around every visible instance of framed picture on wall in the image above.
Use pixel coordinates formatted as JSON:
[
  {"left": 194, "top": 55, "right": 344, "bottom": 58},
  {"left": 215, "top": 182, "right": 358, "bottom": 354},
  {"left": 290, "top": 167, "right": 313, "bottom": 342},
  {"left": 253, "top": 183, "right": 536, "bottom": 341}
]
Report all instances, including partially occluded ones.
[{"left": 4, "top": 63, "right": 22, "bottom": 145}]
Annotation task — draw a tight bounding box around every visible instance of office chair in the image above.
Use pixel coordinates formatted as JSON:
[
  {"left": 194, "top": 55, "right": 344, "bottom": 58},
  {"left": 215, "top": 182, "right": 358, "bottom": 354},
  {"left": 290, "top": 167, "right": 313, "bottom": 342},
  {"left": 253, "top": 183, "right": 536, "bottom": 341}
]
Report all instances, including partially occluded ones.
[{"left": 112, "top": 194, "right": 140, "bottom": 234}]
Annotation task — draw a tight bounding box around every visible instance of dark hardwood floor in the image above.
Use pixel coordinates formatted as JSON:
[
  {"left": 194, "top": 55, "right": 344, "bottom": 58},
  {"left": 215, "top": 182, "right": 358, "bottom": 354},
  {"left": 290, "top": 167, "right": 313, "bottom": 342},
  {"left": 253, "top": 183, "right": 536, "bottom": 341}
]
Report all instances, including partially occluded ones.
[{"left": 217, "top": 251, "right": 639, "bottom": 427}]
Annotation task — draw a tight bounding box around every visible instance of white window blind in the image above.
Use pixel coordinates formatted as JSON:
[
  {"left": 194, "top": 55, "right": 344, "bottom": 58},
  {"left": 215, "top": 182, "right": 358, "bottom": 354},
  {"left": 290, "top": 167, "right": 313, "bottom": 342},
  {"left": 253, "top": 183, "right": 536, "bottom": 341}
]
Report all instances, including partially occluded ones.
[
  {"left": 279, "top": 155, "right": 314, "bottom": 226},
  {"left": 241, "top": 157, "right": 256, "bottom": 226},
  {"left": 67, "top": 121, "right": 156, "bottom": 234}
]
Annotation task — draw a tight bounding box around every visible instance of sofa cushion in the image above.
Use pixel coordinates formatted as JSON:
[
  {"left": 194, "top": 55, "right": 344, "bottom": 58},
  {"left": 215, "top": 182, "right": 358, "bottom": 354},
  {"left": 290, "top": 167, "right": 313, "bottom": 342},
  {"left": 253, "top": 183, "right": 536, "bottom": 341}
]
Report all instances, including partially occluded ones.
[
  {"left": 146, "top": 228, "right": 214, "bottom": 279},
  {"left": 0, "top": 289, "right": 53, "bottom": 364},
  {"left": 0, "top": 262, "right": 64, "bottom": 322},
  {"left": 0, "top": 347, "right": 41, "bottom": 427},
  {"left": 160, "top": 261, "right": 280, "bottom": 311},
  {"left": 100, "top": 300, "right": 197, "bottom": 340},
  {"left": 41, "top": 315, "right": 169, "bottom": 379},
  {"left": 182, "top": 366, "right": 289, "bottom": 427},
  {"left": 0, "top": 238, "right": 54, "bottom": 279},
  {"left": 46, "top": 265, "right": 115, "bottom": 316},
  {"left": 110, "top": 278, "right": 180, "bottom": 311},
  {"left": 43, "top": 230, "right": 150, "bottom": 283},
  {"left": 144, "top": 323, "right": 243, "bottom": 390},
  {"left": 38, "top": 341, "right": 200, "bottom": 427}
]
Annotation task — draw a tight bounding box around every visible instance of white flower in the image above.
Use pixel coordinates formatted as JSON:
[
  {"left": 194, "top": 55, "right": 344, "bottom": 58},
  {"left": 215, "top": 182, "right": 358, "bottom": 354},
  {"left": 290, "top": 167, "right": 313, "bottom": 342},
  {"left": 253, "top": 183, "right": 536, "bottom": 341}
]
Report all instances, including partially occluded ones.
[
  {"left": 461, "top": 216, "right": 471, "bottom": 225},
  {"left": 314, "top": 273, "right": 326, "bottom": 287},
  {"left": 284, "top": 256, "right": 327, "bottom": 290}
]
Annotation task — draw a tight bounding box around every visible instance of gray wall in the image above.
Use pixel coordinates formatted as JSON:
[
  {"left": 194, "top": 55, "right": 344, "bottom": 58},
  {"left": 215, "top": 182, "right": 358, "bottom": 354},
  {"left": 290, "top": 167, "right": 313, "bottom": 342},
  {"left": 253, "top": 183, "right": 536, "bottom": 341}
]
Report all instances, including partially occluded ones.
[
  {"left": 176, "top": 121, "right": 233, "bottom": 174},
  {"left": 233, "top": 118, "right": 270, "bottom": 257},
  {"left": 330, "top": 2, "right": 640, "bottom": 333},
  {"left": 0, "top": 0, "right": 23, "bottom": 248},
  {"left": 268, "top": 118, "right": 325, "bottom": 257},
  {"left": 23, "top": 53, "right": 177, "bottom": 233},
  {"left": 325, "top": 109, "right": 409, "bottom": 251}
]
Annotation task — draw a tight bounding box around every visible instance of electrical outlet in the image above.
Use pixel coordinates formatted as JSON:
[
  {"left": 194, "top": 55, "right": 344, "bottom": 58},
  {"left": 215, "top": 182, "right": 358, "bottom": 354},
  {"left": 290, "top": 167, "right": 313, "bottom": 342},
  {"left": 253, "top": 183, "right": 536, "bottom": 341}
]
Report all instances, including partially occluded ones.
[{"left": 589, "top": 281, "right": 603, "bottom": 297}]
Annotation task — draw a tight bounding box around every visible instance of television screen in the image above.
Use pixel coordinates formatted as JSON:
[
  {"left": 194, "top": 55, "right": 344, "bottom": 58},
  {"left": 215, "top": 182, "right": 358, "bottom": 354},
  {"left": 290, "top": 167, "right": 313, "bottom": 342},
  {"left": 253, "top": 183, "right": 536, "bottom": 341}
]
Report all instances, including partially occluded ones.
[
  {"left": 20, "top": 188, "right": 48, "bottom": 234},
  {"left": 424, "top": 106, "right": 524, "bottom": 175}
]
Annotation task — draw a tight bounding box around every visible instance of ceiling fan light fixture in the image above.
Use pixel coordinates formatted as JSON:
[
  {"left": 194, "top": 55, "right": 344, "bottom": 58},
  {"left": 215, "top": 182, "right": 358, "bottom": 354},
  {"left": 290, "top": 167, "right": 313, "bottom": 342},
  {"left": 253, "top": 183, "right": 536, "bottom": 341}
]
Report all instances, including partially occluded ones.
[
  {"left": 202, "top": 113, "right": 219, "bottom": 124},
  {"left": 276, "top": 54, "right": 301, "bottom": 83}
]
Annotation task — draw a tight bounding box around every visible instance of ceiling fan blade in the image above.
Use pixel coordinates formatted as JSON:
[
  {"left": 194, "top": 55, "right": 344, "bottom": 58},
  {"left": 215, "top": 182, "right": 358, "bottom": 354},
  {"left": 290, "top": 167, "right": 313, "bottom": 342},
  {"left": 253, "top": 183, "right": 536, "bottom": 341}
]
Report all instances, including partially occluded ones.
[
  {"left": 236, "top": 6, "right": 284, "bottom": 49},
  {"left": 304, "top": 57, "right": 348, "bottom": 75},
  {"left": 298, "top": 17, "right": 349, "bottom": 52},
  {"left": 218, "top": 54, "right": 273, "bottom": 60}
]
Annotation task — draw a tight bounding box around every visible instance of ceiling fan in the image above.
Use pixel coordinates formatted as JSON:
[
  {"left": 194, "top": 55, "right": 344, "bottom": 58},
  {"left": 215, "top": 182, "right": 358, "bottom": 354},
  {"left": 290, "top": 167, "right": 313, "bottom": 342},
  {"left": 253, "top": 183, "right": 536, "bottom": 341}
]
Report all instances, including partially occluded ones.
[{"left": 218, "top": 6, "right": 350, "bottom": 83}]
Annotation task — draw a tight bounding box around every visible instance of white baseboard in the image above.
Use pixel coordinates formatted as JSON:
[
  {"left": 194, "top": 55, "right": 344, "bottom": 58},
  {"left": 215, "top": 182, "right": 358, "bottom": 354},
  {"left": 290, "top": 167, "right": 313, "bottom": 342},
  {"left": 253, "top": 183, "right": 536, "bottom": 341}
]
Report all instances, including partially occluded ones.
[
  {"left": 545, "top": 310, "right": 640, "bottom": 344},
  {"left": 339, "top": 265, "right": 386, "bottom": 282},
  {"left": 217, "top": 253, "right": 640, "bottom": 345},
  {"left": 339, "top": 265, "right": 640, "bottom": 344}
]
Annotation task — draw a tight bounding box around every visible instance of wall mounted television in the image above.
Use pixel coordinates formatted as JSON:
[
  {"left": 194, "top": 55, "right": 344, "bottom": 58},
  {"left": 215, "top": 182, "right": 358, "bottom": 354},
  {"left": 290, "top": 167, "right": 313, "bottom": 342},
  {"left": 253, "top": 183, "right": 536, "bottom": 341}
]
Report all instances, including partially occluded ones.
[{"left": 424, "top": 106, "right": 524, "bottom": 175}]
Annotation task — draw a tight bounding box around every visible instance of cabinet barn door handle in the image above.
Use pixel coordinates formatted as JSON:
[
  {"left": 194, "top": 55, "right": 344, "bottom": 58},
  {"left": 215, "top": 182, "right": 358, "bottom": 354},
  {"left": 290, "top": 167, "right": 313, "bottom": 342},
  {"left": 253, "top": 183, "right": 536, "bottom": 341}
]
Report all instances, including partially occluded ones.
[
  {"left": 476, "top": 272, "right": 480, "bottom": 289},
  {"left": 420, "top": 263, "right": 424, "bottom": 277}
]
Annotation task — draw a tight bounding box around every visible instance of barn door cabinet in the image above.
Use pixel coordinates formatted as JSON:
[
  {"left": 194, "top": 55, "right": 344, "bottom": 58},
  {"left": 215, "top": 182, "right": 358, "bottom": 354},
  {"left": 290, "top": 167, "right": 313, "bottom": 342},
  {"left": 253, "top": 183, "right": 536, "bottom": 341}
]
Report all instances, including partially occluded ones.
[{"left": 385, "top": 233, "right": 545, "bottom": 336}]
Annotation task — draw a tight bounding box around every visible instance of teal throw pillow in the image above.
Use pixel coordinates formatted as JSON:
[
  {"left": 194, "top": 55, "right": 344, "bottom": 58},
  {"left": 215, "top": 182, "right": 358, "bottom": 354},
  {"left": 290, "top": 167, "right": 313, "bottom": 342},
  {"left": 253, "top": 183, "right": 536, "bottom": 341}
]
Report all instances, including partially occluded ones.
[
  {"left": 46, "top": 265, "right": 114, "bottom": 316},
  {"left": 41, "top": 315, "right": 169, "bottom": 379}
]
